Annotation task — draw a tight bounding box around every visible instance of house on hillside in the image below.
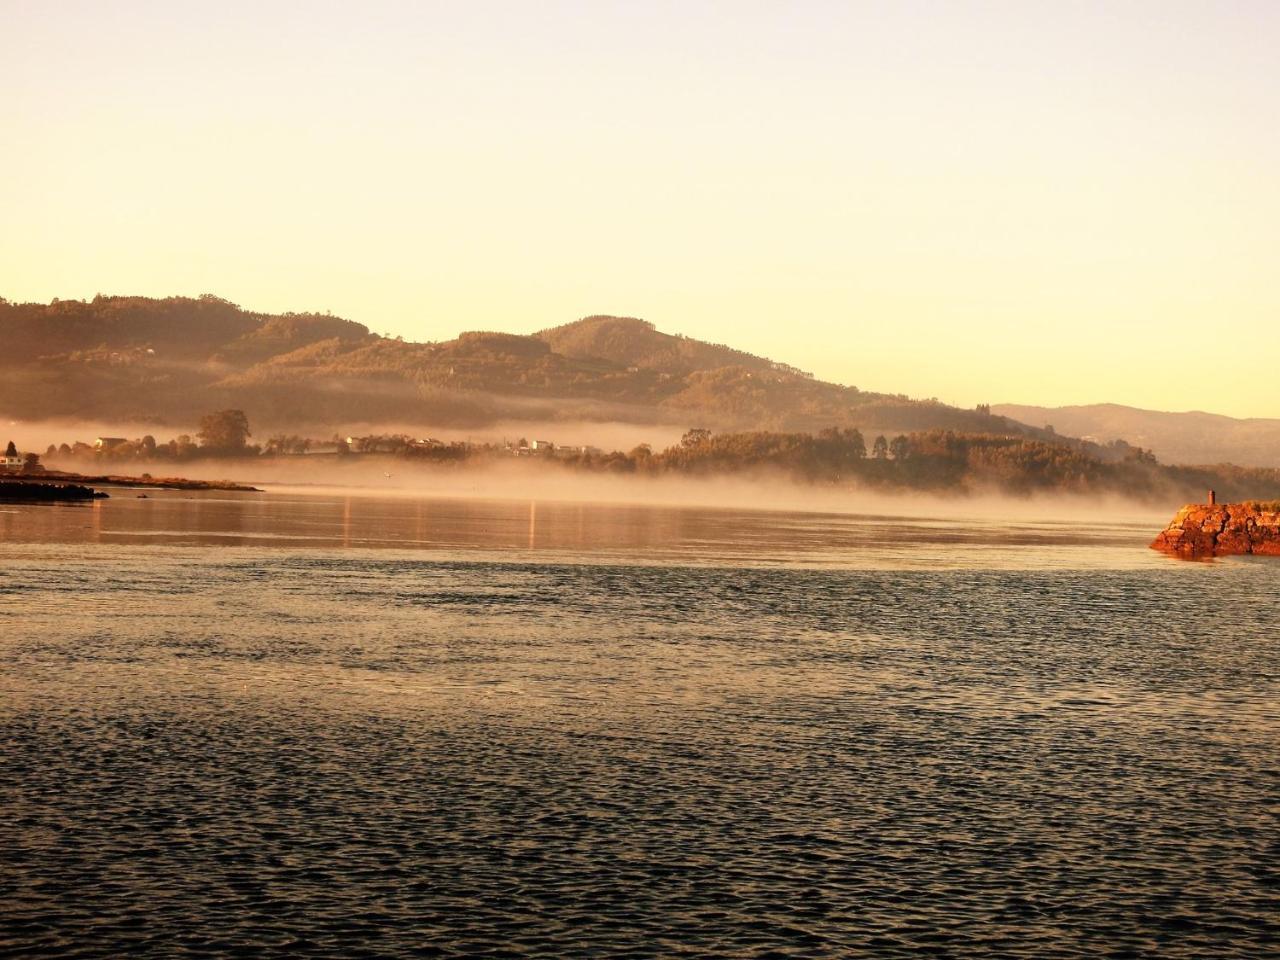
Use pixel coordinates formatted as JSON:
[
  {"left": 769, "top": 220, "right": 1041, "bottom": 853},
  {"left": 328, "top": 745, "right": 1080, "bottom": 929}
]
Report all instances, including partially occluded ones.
[
  {"left": 530, "top": 440, "right": 555, "bottom": 452},
  {"left": 2, "top": 452, "right": 24, "bottom": 471}
]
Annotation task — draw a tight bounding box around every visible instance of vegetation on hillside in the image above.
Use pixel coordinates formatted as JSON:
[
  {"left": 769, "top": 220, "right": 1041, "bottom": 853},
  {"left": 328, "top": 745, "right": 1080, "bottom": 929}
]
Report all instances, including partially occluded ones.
[
  {"left": 0, "top": 294, "right": 1050, "bottom": 440},
  {"left": 535, "top": 315, "right": 786, "bottom": 377}
]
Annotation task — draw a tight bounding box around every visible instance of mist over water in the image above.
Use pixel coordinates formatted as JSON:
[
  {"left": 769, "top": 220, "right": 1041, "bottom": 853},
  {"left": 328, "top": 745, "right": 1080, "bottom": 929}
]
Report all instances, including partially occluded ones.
[
  {"left": 2, "top": 493, "right": 1276, "bottom": 958},
  {"left": 0, "top": 487, "right": 1171, "bottom": 568}
]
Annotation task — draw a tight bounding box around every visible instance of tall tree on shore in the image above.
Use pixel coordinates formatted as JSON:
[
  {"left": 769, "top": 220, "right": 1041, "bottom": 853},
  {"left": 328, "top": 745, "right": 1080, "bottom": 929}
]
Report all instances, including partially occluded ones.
[
  {"left": 681, "top": 428, "right": 712, "bottom": 448},
  {"left": 197, "top": 410, "right": 251, "bottom": 453}
]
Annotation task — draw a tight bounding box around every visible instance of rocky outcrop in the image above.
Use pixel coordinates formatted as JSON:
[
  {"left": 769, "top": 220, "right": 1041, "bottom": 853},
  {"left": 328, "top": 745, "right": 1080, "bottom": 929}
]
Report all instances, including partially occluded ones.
[
  {"left": 0, "top": 480, "right": 107, "bottom": 502},
  {"left": 1151, "top": 501, "right": 1280, "bottom": 559},
  {"left": 40, "top": 471, "right": 259, "bottom": 492}
]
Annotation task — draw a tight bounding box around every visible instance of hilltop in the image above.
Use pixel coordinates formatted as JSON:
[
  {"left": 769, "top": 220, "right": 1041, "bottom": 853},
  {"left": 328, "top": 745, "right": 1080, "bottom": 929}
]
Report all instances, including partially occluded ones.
[
  {"left": 1, "top": 294, "right": 1041, "bottom": 440},
  {"left": 534, "top": 315, "right": 783, "bottom": 377}
]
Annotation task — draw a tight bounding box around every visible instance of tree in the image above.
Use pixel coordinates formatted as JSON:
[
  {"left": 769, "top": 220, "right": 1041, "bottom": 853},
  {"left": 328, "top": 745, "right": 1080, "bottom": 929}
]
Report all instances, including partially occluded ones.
[
  {"left": 197, "top": 410, "right": 251, "bottom": 453},
  {"left": 22, "top": 452, "right": 40, "bottom": 472},
  {"left": 872, "top": 435, "right": 889, "bottom": 460},
  {"left": 4, "top": 440, "right": 15, "bottom": 457},
  {"left": 849, "top": 429, "right": 867, "bottom": 459},
  {"left": 819, "top": 426, "right": 865, "bottom": 461},
  {"left": 681, "top": 428, "right": 712, "bottom": 448},
  {"left": 46, "top": 444, "right": 57, "bottom": 456},
  {"left": 889, "top": 435, "right": 911, "bottom": 461}
]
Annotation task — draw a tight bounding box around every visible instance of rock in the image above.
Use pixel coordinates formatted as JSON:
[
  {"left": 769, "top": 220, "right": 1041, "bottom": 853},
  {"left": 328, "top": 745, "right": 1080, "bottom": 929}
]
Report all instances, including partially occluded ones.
[
  {"left": 1152, "top": 501, "right": 1280, "bottom": 559},
  {"left": 0, "top": 480, "right": 107, "bottom": 502}
]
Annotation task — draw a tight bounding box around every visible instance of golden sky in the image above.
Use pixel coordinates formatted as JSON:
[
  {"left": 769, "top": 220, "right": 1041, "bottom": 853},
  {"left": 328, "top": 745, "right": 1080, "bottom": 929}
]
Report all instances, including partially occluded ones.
[{"left": 3, "top": 1, "right": 1277, "bottom": 417}]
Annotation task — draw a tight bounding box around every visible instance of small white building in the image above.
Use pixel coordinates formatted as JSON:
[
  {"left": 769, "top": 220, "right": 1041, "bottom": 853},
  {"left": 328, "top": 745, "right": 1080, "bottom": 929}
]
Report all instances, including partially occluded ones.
[
  {"left": 95, "top": 437, "right": 128, "bottom": 450},
  {"left": 531, "top": 440, "right": 555, "bottom": 452},
  {"left": 1, "top": 453, "right": 24, "bottom": 471}
]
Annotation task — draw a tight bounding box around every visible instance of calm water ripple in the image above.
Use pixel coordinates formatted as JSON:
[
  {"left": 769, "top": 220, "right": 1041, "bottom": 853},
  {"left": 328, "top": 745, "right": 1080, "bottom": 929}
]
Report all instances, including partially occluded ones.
[{"left": 2, "top": 496, "right": 1278, "bottom": 957}]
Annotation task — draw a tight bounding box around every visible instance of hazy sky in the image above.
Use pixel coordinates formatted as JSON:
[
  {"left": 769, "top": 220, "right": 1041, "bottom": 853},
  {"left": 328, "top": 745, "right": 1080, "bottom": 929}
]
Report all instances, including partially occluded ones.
[{"left": 3, "top": 1, "right": 1277, "bottom": 417}]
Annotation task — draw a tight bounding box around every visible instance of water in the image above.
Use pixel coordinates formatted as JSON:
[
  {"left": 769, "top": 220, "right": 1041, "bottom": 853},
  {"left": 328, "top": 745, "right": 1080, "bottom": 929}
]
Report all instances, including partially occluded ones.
[{"left": 2, "top": 491, "right": 1278, "bottom": 958}]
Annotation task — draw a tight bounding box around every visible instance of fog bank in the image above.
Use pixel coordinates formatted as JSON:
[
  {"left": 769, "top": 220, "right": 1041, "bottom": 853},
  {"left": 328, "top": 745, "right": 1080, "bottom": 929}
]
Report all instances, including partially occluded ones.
[{"left": 40, "top": 452, "right": 1173, "bottom": 526}]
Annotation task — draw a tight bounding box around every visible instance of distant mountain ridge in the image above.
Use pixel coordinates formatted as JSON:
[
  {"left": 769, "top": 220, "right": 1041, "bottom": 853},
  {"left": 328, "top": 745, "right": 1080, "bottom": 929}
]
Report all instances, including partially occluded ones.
[
  {"left": 993, "top": 403, "right": 1280, "bottom": 468},
  {"left": 0, "top": 295, "right": 1135, "bottom": 459}
]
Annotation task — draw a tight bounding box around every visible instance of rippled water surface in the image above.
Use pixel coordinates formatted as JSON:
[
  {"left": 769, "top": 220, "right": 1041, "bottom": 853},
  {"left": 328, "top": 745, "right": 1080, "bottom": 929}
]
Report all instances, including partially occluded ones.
[{"left": 2, "top": 492, "right": 1278, "bottom": 958}]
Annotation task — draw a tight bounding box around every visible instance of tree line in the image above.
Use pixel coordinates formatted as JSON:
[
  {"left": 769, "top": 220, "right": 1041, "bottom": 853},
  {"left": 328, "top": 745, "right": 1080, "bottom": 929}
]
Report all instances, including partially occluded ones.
[{"left": 38, "top": 412, "right": 1280, "bottom": 503}]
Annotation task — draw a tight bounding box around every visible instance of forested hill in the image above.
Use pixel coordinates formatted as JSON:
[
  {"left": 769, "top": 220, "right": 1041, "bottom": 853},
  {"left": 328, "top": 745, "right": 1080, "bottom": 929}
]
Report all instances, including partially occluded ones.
[
  {"left": 0, "top": 294, "right": 1046, "bottom": 441},
  {"left": 0, "top": 294, "right": 368, "bottom": 365}
]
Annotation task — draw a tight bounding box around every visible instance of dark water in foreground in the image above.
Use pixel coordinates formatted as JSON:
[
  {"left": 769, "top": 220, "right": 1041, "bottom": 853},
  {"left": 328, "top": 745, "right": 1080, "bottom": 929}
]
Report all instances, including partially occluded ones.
[{"left": 2, "top": 492, "right": 1278, "bottom": 958}]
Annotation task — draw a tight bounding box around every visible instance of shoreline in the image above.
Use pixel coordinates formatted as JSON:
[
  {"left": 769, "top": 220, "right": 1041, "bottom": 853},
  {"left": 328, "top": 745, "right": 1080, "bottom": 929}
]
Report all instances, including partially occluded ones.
[{"left": 33, "top": 470, "right": 261, "bottom": 492}]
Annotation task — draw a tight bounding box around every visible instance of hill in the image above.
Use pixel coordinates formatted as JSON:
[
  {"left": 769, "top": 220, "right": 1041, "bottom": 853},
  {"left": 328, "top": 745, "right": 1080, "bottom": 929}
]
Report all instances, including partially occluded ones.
[
  {"left": 993, "top": 403, "right": 1280, "bottom": 468},
  {"left": 0, "top": 294, "right": 368, "bottom": 364},
  {"left": 535, "top": 315, "right": 782, "bottom": 377},
  {"left": 0, "top": 294, "right": 1065, "bottom": 443}
]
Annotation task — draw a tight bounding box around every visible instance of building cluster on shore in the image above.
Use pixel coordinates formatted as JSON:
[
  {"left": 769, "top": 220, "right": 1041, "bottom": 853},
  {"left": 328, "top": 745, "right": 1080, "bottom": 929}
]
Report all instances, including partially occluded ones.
[
  {"left": 31, "top": 425, "right": 613, "bottom": 467},
  {"left": 2, "top": 440, "right": 43, "bottom": 475},
  {"left": 503, "top": 438, "right": 603, "bottom": 458},
  {"left": 264, "top": 434, "right": 604, "bottom": 458}
]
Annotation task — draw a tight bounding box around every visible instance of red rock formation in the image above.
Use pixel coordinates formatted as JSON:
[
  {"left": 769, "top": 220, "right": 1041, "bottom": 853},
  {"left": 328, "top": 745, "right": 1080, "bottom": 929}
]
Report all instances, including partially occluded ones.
[{"left": 1151, "top": 501, "right": 1280, "bottom": 559}]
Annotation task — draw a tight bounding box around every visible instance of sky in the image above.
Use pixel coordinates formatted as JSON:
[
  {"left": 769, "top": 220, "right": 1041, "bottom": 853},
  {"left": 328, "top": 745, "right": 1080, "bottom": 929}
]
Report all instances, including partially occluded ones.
[{"left": 2, "top": 0, "right": 1278, "bottom": 418}]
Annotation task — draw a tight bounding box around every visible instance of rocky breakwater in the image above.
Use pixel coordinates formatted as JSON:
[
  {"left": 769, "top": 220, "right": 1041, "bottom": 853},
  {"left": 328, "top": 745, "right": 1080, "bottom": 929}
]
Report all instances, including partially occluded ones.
[
  {"left": 0, "top": 480, "right": 108, "bottom": 502},
  {"left": 1151, "top": 500, "right": 1280, "bottom": 559}
]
